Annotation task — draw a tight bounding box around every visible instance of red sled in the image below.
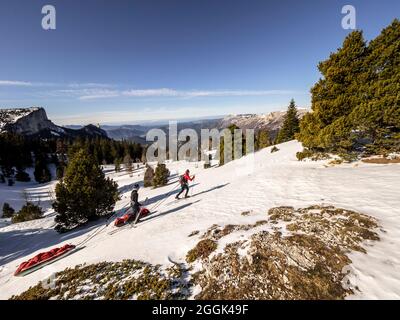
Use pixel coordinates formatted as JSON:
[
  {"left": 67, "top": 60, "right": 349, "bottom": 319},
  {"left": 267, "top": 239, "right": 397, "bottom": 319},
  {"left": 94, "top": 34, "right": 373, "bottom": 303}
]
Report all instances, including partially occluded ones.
[
  {"left": 14, "top": 244, "right": 77, "bottom": 277},
  {"left": 114, "top": 207, "right": 150, "bottom": 227}
]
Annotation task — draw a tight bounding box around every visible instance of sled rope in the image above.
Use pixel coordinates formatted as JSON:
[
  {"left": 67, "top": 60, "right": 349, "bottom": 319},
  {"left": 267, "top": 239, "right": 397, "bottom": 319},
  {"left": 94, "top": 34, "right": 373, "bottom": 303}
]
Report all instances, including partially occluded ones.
[{"left": 76, "top": 202, "right": 131, "bottom": 248}]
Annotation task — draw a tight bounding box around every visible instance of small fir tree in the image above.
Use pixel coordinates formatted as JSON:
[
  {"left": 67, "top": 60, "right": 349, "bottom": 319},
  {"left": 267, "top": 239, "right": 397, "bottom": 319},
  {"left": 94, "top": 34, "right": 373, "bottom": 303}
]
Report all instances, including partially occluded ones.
[
  {"left": 2, "top": 203, "right": 15, "bottom": 218},
  {"left": 53, "top": 149, "right": 119, "bottom": 231},
  {"left": 143, "top": 165, "right": 155, "bottom": 187},
  {"left": 276, "top": 99, "right": 300, "bottom": 144},
  {"left": 152, "top": 163, "right": 170, "bottom": 188}
]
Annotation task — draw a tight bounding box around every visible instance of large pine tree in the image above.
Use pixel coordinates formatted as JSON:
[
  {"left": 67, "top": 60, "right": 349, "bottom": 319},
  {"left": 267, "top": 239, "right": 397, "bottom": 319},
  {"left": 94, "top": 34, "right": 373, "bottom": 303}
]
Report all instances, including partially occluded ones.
[
  {"left": 349, "top": 19, "right": 400, "bottom": 154},
  {"left": 298, "top": 30, "right": 368, "bottom": 152},
  {"left": 298, "top": 20, "right": 400, "bottom": 155},
  {"left": 53, "top": 149, "right": 119, "bottom": 231},
  {"left": 276, "top": 99, "right": 300, "bottom": 144}
]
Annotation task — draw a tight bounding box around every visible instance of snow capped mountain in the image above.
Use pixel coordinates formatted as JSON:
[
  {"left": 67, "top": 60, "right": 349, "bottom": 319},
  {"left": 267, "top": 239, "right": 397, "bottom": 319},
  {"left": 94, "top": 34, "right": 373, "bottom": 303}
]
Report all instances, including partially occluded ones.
[
  {"left": 0, "top": 107, "right": 57, "bottom": 135},
  {"left": 0, "top": 107, "right": 108, "bottom": 139},
  {"left": 218, "top": 108, "right": 309, "bottom": 136}
]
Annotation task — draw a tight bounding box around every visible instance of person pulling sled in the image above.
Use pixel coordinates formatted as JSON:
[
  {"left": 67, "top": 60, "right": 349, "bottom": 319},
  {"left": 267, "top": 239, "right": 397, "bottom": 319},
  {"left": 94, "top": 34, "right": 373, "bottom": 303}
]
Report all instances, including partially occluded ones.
[{"left": 176, "top": 169, "right": 195, "bottom": 199}]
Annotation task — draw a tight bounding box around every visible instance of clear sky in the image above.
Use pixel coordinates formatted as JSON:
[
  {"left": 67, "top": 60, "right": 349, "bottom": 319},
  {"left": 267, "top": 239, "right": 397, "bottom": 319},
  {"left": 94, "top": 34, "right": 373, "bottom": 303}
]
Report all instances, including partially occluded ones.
[{"left": 0, "top": 0, "right": 398, "bottom": 125}]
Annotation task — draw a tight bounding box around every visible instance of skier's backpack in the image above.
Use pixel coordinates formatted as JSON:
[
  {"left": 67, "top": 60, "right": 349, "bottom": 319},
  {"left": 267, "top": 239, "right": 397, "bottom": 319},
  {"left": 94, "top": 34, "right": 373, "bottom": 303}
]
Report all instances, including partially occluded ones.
[{"left": 179, "top": 175, "right": 185, "bottom": 185}]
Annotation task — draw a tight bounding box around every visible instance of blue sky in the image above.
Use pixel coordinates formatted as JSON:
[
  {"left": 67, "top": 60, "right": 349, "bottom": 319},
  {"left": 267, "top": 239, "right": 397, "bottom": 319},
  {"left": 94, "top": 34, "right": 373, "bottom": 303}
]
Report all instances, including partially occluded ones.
[{"left": 0, "top": 0, "right": 399, "bottom": 125}]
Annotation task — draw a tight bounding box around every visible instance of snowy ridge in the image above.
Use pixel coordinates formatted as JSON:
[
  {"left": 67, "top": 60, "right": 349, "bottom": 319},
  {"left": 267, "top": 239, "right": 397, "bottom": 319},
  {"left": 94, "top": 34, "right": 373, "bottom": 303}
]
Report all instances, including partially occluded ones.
[
  {"left": 0, "top": 107, "right": 41, "bottom": 132},
  {"left": 0, "top": 107, "right": 107, "bottom": 138},
  {"left": 1, "top": 141, "right": 400, "bottom": 299},
  {"left": 219, "top": 108, "right": 308, "bottom": 134}
]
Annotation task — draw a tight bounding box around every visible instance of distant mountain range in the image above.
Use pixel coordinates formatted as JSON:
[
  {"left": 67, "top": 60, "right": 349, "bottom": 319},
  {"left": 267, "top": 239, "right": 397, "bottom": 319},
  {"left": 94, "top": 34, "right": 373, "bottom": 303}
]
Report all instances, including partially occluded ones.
[
  {"left": 0, "top": 107, "right": 309, "bottom": 143},
  {"left": 219, "top": 109, "right": 308, "bottom": 138},
  {"left": 73, "top": 108, "right": 308, "bottom": 142}
]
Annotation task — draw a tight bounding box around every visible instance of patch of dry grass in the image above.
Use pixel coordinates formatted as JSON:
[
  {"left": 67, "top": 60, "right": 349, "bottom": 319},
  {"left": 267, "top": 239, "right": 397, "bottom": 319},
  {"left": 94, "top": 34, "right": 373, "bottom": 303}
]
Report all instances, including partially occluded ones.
[
  {"left": 11, "top": 260, "right": 190, "bottom": 300},
  {"left": 201, "top": 220, "right": 268, "bottom": 240},
  {"left": 362, "top": 157, "right": 400, "bottom": 164},
  {"left": 186, "top": 239, "right": 218, "bottom": 263},
  {"left": 190, "top": 205, "right": 380, "bottom": 300}
]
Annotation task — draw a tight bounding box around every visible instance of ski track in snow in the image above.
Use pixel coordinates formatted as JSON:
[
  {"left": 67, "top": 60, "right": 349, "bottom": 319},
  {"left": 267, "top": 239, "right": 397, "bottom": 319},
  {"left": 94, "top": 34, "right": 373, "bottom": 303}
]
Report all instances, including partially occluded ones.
[{"left": 0, "top": 141, "right": 399, "bottom": 299}]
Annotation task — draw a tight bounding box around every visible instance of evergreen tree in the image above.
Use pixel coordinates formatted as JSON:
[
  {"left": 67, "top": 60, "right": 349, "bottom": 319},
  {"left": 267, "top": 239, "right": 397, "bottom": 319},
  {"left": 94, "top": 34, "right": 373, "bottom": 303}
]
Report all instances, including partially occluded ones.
[
  {"left": 114, "top": 158, "right": 122, "bottom": 172},
  {"left": 152, "top": 163, "right": 170, "bottom": 188},
  {"left": 219, "top": 124, "right": 246, "bottom": 166},
  {"left": 298, "top": 20, "right": 400, "bottom": 156},
  {"left": 143, "top": 165, "right": 155, "bottom": 187},
  {"left": 276, "top": 99, "right": 300, "bottom": 144},
  {"left": 298, "top": 30, "right": 368, "bottom": 152},
  {"left": 12, "top": 202, "right": 43, "bottom": 223},
  {"left": 53, "top": 149, "right": 119, "bottom": 231},
  {"left": 15, "top": 167, "right": 31, "bottom": 182},
  {"left": 256, "top": 130, "right": 271, "bottom": 150},
  {"left": 34, "top": 154, "right": 51, "bottom": 184},
  {"left": 2, "top": 203, "right": 15, "bottom": 218},
  {"left": 56, "top": 163, "right": 65, "bottom": 180},
  {"left": 349, "top": 19, "right": 400, "bottom": 154}
]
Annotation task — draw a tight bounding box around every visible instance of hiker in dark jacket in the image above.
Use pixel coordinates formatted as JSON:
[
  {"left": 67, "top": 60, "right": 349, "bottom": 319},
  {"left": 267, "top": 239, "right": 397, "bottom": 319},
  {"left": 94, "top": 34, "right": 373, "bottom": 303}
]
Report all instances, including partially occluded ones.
[
  {"left": 176, "top": 169, "right": 195, "bottom": 199},
  {"left": 130, "top": 184, "right": 142, "bottom": 220}
]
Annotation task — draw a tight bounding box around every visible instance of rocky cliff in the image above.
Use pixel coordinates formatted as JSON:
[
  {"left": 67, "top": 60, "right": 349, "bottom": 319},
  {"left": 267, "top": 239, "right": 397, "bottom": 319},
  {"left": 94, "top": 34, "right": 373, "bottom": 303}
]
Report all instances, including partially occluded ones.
[{"left": 0, "top": 107, "right": 108, "bottom": 139}]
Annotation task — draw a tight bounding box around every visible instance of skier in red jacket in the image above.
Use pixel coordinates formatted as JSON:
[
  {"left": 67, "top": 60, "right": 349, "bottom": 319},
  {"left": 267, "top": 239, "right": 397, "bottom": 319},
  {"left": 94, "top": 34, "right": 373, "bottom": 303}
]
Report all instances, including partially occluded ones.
[{"left": 176, "top": 169, "right": 195, "bottom": 199}]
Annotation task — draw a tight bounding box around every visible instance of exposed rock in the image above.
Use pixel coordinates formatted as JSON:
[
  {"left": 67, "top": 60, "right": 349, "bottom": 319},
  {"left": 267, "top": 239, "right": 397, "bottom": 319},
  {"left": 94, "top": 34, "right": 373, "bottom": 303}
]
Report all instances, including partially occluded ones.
[
  {"left": 218, "top": 108, "right": 308, "bottom": 138},
  {"left": 0, "top": 107, "right": 108, "bottom": 139}
]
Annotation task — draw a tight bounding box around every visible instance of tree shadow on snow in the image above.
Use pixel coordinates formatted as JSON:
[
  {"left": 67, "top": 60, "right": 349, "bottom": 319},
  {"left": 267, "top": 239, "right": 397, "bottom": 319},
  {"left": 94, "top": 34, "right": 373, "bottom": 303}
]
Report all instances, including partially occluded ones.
[
  {"left": 138, "top": 200, "right": 201, "bottom": 226},
  {"left": 0, "top": 205, "right": 130, "bottom": 267},
  {"left": 144, "top": 183, "right": 200, "bottom": 207}
]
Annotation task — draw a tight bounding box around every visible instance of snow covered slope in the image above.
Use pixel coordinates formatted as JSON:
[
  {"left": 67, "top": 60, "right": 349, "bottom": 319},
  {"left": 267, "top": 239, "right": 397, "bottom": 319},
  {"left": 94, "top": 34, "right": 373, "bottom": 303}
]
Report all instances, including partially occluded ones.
[{"left": 1, "top": 141, "right": 400, "bottom": 299}]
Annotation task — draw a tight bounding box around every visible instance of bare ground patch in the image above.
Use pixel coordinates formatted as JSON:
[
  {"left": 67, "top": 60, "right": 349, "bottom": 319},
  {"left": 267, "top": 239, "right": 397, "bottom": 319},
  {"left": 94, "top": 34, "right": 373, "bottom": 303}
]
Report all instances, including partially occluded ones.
[
  {"left": 362, "top": 157, "right": 400, "bottom": 164},
  {"left": 191, "top": 205, "right": 380, "bottom": 300},
  {"left": 11, "top": 206, "right": 380, "bottom": 300},
  {"left": 11, "top": 260, "right": 189, "bottom": 300}
]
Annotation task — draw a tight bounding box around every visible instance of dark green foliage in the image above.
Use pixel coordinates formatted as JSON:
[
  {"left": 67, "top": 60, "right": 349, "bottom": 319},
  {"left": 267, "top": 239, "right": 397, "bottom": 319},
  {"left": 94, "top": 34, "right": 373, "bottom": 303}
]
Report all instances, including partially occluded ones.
[
  {"left": 296, "top": 149, "right": 314, "bottom": 161},
  {"left": 68, "top": 137, "right": 143, "bottom": 167},
  {"left": 0, "top": 174, "right": 5, "bottom": 183},
  {"left": 143, "top": 165, "right": 154, "bottom": 187},
  {"left": 0, "top": 132, "right": 143, "bottom": 183},
  {"left": 276, "top": 99, "right": 300, "bottom": 144},
  {"left": 348, "top": 19, "right": 400, "bottom": 155},
  {"left": 298, "top": 20, "right": 400, "bottom": 156},
  {"left": 12, "top": 203, "right": 43, "bottom": 223},
  {"left": 114, "top": 158, "right": 122, "bottom": 172},
  {"left": 15, "top": 167, "right": 31, "bottom": 182},
  {"left": 256, "top": 130, "right": 271, "bottom": 150},
  {"left": 56, "top": 163, "right": 65, "bottom": 180},
  {"left": 219, "top": 124, "right": 247, "bottom": 166},
  {"left": 34, "top": 153, "right": 51, "bottom": 184},
  {"left": 0, "top": 133, "right": 32, "bottom": 178},
  {"left": 53, "top": 149, "right": 119, "bottom": 231},
  {"left": 152, "top": 163, "right": 170, "bottom": 188},
  {"left": 2, "top": 202, "right": 15, "bottom": 218}
]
